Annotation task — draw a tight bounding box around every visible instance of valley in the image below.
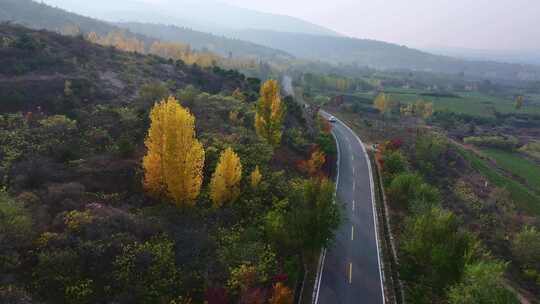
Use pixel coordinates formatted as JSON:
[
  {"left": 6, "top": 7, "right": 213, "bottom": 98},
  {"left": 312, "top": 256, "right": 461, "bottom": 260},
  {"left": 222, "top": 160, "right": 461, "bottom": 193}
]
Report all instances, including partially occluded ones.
[{"left": 0, "top": 1, "right": 539, "bottom": 303}]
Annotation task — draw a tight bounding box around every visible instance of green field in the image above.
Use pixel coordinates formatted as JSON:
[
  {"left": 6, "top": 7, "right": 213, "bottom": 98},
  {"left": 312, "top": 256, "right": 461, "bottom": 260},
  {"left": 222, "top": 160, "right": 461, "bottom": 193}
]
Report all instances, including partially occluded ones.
[
  {"left": 481, "top": 148, "right": 540, "bottom": 192},
  {"left": 384, "top": 89, "right": 540, "bottom": 117},
  {"left": 457, "top": 147, "right": 540, "bottom": 216}
]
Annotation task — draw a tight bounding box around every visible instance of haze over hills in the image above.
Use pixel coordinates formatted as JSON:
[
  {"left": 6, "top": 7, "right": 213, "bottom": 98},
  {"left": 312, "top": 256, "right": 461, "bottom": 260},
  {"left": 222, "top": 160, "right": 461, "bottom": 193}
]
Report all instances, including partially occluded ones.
[
  {"left": 229, "top": 29, "right": 540, "bottom": 81},
  {"left": 117, "top": 22, "right": 294, "bottom": 61},
  {"left": 3, "top": 0, "right": 540, "bottom": 81},
  {"left": 0, "top": 0, "right": 294, "bottom": 63},
  {"left": 40, "top": 0, "right": 341, "bottom": 37}
]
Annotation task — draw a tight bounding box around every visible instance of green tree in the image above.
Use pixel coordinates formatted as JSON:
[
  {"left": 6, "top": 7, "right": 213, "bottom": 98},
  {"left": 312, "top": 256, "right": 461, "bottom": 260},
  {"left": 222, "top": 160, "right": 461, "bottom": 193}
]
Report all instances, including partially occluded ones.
[
  {"left": 287, "top": 178, "right": 341, "bottom": 254},
  {"left": 415, "top": 133, "right": 448, "bottom": 178},
  {"left": 387, "top": 173, "right": 424, "bottom": 207},
  {"left": 448, "top": 261, "right": 519, "bottom": 304},
  {"left": 400, "top": 207, "right": 478, "bottom": 303},
  {"left": 381, "top": 150, "right": 408, "bottom": 185}
]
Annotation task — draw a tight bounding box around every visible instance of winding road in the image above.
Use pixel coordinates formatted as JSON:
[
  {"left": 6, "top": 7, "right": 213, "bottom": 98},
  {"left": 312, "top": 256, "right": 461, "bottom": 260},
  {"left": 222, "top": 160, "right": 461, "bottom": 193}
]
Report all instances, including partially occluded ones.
[{"left": 314, "top": 111, "right": 385, "bottom": 304}]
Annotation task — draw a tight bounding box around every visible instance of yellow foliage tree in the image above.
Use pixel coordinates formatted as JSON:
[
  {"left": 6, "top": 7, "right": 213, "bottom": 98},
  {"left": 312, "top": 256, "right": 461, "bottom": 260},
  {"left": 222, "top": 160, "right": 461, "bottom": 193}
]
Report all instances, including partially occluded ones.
[
  {"left": 143, "top": 96, "right": 205, "bottom": 206},
  {"left": 301, "top": 149, "right": 326, "bottom": 176},
  {"left": 250, "top": 166, "right": 262, "bottom": 189},
  {"left": 269, "top": 282, "right": 293, "bottom": 304},
  {"left": 86, "top": 31, "right": 145, "bottom": 53},
  {"left": 232, "top": 88, "right": 246, "bottom": 102},
  {"left": 210, "top": 148, "right": 243, "bottom": 207},
  {"left": 255, "top": 80, "right": 285, "bottom": 147},
  {"left": 86, "top": 32, "right": 99, "bottom": 44},
  {"left": 149, "top": 41, "right": 220, "bottom": 67},
  {"left": 400, "top": 100, "right": 433, "bottom": 119},
  {"left": 373, "top": 92, "right": 393, "bottom": 114}
]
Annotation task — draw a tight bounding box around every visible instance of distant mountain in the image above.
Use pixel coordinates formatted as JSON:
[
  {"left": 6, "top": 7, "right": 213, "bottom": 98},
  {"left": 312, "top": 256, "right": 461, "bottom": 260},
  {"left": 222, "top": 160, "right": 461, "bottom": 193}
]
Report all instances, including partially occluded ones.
[
  {"left": 0, "top": 0, "right": 152, "bottom": 42},
  {"left": 3, "top": 0, "right": 540, "bottom": 82},
  {"left": 227, "top": 29, "right": 540, "bottom": 81},
  {"left": 0, "top": 0, "right": 293, "bottom": 65},
  {"left": 116, "top": 22, "right": 294, "bottom": 62},
  {"left": 40, "top": 0, "right": 340, "bottom": 37},
  {"left": 423, "top": 46, "right": 540, "bottom": 66}
]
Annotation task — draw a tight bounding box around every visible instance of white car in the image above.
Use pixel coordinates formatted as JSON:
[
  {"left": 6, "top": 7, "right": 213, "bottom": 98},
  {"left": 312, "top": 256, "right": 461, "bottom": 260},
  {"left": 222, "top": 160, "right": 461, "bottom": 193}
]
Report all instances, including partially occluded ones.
[{"left": 328, "top": 116, "right": 337, "bottom": 123}]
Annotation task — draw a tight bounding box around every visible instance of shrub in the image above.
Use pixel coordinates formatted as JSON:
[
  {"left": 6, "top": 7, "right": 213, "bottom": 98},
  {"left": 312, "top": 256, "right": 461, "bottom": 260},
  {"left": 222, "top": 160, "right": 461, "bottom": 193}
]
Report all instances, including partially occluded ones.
[
  {"left": 447, "top": 261, "right": 519, "bottom": 304},
  {"left": 114, "top": 236, "right": 180, "bottom": 303},
  {"left": 0, "top": 191, "right": 32, "bottom": 272},
  {"left": 387, "top": 173, "right": 423, "bottom": 207},
  {"left": 381, "top": 150, "right": 408, "bottom": 185},
  {"left": 519, "top": 140, "right": 540, "bottom": 160},
  {"left": 138, "top": 82, "right": 170, "bottom": 105},
  {"left": 511, "top": 226, "right": 540, "bottom": 271}
]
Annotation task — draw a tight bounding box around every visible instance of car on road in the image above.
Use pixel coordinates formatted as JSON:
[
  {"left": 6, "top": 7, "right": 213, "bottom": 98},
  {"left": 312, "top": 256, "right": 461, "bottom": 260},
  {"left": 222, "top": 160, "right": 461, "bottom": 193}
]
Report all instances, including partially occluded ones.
[{"left": 328, "top": 116, "right": 337, "bottom": 123}]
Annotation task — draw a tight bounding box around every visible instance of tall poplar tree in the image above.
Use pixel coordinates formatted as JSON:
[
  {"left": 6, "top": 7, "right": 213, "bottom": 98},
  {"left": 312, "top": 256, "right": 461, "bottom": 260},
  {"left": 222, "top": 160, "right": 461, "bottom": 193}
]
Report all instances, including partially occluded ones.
[
  {"left": 210, "top": 148, "right": 243, "bottom": 207},
  {"left": 143, "top": 96, "right": 205, "bottom": 206},
  {"left": 255, "top": 80, "right": 285, "bottom": 147}
]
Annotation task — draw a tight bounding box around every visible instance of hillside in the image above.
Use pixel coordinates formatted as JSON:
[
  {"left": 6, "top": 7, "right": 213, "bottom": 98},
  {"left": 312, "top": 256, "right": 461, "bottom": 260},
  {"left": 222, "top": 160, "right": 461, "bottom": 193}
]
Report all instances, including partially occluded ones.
[
  {"left": 0, "top": 0, "right": 155, "bottom": 43},
  {"left": 230, "top": 29, "right": 540, "bottom": 81},
  {"left": 41, "top": 0, "right": 340, "bottom": 37},
  {"left": 0, "top": 23, "right": 338, "bottom": 303},
  {"left": 4, "top": 0, "right": 540, "bottom": 82},
  {"left": 0, "top": 24, "right": 258, "bottom": 113},
  {"left": 117, "top": 22, "right": 294, "bottom": 62}
]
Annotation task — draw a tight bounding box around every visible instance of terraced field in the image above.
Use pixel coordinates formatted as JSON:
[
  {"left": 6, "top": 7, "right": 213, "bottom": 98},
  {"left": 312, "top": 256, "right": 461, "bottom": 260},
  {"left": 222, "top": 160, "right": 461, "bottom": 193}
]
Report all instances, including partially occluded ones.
[
  {"left": 384, "top": 89, "right": 540, "bottom": 117},
  {"left": 481, "top": 148, "right": 540, "bottom": 193},
  {"left": 457, "top": 147, "right": 540, "bottom": 216}
]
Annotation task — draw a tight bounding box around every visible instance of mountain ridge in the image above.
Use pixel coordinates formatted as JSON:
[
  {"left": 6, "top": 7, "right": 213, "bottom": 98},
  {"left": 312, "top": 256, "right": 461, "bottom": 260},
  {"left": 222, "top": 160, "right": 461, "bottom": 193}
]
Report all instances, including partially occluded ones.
[{"left": 40, "top": 0, "right": 341, "bottom": 37}]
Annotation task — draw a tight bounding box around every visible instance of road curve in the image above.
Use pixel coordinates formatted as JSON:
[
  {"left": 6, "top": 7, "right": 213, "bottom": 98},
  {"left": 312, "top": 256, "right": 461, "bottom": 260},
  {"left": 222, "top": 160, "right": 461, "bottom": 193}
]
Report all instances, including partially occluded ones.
[{"left": 315, "top": 111, "right": 385, "bottom": 304}]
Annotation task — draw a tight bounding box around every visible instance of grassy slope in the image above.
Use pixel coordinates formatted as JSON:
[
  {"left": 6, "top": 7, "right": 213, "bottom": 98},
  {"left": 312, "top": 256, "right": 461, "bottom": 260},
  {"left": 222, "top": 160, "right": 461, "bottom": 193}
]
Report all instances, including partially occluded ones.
[
  {"left": 481, "top": 148, "right": 540, "bottom": 193},
  {"left": 457, "top": 147, "right": 540, "bottom": 216}
]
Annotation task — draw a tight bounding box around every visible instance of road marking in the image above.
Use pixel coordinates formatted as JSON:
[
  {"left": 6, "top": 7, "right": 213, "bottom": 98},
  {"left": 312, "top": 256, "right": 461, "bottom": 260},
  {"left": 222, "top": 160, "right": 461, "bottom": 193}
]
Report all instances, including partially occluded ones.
[
  {"left": 352, "top": 200, "right": 355, "bottom": 211},
  {"left": 353, "top": 167, "right": 355, "bottom": 175},
  {"left": 351, "top": 225, "right": 354, "bottom": 241},
  {"left": 353, "top": 181, "right": 356, "bottom": 191},
  {"left": 348, "top": 262, "right": 353, "bottom": 284}
]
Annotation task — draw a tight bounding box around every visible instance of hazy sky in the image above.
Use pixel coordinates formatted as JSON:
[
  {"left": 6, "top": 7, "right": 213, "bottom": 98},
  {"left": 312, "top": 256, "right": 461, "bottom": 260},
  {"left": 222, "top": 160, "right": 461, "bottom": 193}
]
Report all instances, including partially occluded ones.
[{"left": 218, "top": 0, "right": 540, "bottom": 51}]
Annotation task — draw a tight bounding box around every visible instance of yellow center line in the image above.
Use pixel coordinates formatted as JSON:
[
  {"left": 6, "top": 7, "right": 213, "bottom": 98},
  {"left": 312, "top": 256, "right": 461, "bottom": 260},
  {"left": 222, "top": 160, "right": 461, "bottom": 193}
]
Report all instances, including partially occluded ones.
[{"left": 348, "top": 262, "right": 353, "bottom": 284}]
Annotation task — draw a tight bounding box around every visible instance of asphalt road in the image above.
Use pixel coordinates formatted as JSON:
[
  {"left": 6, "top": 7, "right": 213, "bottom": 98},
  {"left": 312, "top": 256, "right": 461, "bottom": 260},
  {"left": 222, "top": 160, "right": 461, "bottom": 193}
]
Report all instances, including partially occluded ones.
[{"left": 315, "top": 111, "right": 384, "bottom": 304}]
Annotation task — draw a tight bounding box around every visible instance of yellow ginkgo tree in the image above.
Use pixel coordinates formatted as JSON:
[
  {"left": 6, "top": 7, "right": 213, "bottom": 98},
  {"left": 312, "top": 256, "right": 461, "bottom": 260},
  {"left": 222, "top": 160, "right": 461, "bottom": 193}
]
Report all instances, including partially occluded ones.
[
  {"left": 210, "top": 148, "right": 243, "bottom": 207},
  {"left": 142, "top": 96, "right": 205, "bottom": 206},
  {"left": 255, "top": 80, "right": 285, "bottom": 147}
]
